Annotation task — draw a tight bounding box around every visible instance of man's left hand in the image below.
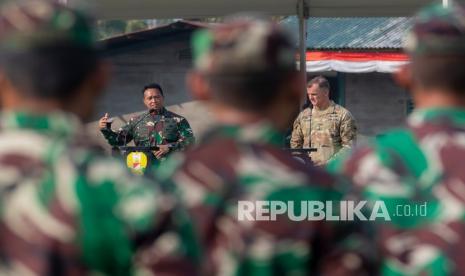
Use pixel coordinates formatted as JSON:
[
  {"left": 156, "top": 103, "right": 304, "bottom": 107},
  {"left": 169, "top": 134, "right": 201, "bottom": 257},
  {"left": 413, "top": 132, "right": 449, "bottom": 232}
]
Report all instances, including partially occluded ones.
[{"left": 153, "top": 145, "right": 170, "bottom": 159}]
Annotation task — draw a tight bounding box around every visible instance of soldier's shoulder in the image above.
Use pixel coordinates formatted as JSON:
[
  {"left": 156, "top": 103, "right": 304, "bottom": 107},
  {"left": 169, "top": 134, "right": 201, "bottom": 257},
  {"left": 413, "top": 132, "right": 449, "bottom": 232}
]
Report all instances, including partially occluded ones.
[
  {"left": 184, "top": 138, "right": 338, "bottom": 189},
  {"left": 334, "top": 103, "right": 349, "bottom": 113},
  {"left": 66, "top": 133, "right": 112, "bottom": 164},
  {"left": 164, "top": 110, "right": 188, "bottom": 122},
  {"left": 336, "top": 127, "right": 415, "bottom": 160},
  {"left": 298, "top": 107, "right": 312, "bottom": 117},
  {"left": 374, "top": 127, "right": 426, "bottom": 172},
  {"left": 128, "top": 113, "right": 144, "bottom": 122},
  {"left": 342, "top": 127, "right": 415, "bottom": 159},
  {"left": 334, "top": 104, "right": 354, "bottom": 118},
  {"left": 68, "top": 142, "right": 144, "bottom": 186},
  {"left": 375, "top": 127, "right": 415, "bottom": 146}
]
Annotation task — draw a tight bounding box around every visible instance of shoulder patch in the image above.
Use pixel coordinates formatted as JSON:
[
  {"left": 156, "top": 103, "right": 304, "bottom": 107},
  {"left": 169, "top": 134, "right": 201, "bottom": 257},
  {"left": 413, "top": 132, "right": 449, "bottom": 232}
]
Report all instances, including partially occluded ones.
[{"left": 301, "top": 108, "right": 312, "bottom": 117}]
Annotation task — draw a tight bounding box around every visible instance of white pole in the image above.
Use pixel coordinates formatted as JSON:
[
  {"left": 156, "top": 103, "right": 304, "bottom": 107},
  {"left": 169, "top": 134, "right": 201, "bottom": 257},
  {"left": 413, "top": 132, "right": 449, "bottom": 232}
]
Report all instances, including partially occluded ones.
[
  {"left": 298, "top": 0, "right": 308, "bottom": 103},
  {"left": 443, "top": 0, "right": 449, "bottom": 7}
]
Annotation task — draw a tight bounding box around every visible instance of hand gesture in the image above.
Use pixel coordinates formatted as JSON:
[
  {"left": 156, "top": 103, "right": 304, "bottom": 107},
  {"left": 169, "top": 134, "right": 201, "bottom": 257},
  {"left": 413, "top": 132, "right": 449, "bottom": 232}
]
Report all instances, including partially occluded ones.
[
  {"left": 153, "top": 144, "right": 170, "bottom": 159},
  {"left": 99, "top": 113, "right": 110, "bottom": 130}
]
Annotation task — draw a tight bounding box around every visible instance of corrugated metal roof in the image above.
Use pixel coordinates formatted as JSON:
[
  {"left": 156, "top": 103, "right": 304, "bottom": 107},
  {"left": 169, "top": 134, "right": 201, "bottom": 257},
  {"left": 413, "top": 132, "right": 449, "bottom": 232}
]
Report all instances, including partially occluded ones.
[
  {"left": 101, "top": 20, "right": 209, "bottom": 49},
  {"left": 282, "top": 17, "right": 412, "bottom": 50}
]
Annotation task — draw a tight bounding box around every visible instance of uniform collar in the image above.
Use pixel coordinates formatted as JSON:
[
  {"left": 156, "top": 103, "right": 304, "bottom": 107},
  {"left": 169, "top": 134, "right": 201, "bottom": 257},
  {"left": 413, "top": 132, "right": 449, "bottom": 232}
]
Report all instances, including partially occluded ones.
[
  {"left": 0, "top": 110, "right": 81, "bottom": 139},
  {"left": 312, "top": 100, "right": 335, "bottom": 114},
  {"left": 149, "top": 107, "right": 167, "bottom": 116},
  {"left": 202, "top": 121, "right": 284, "bottom": 147},
  {"left": 408, "top": 107, "right": 465, "bottom": 128}
]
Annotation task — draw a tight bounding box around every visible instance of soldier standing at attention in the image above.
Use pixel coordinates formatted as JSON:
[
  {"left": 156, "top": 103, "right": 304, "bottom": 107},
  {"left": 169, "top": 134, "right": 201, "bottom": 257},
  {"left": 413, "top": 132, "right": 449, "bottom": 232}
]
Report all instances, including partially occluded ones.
[
  {"left": 98, "top": 83, "right": 195, "bottom": 162},
  {"left": 291, "top": 76, "right": 357, "bottom": 166},
  {"left": 155, "top": 17, "right": 376, "bottom": 275},
  {"left": 328, "top": 2, "right": 465, "bottom": 275}
]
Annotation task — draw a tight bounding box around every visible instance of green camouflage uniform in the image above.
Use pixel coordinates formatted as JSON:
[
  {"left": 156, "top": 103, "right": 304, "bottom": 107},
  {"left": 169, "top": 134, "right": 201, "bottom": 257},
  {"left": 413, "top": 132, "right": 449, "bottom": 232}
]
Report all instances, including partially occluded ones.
[
  {"left": 158, "top": 122, "right": 375, "bottom": 275},
  {"left": 0, "top": 111, "right": 196, "bottom": 275},
  {"left": 291, "top": 101, "right": 357, "bottom": 166},
  {"left": 0, "top": 1, "right": 196, "bottom": 275},
  {"left": 328, "top": 3, "right": 465, "bottom": 275},
  {"left": 101, "top": 108, "right": 194, "bottom": 156},
  {"left": 155, "top": 18, "right": 376, "bottom": 275}
]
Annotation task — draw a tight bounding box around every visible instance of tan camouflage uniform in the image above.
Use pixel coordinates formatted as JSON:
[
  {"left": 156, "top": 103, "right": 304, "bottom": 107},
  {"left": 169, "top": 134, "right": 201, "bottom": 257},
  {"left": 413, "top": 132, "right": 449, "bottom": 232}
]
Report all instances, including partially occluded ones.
[{"left": 291, "top": 101, "right": 357, "bottom": 166}]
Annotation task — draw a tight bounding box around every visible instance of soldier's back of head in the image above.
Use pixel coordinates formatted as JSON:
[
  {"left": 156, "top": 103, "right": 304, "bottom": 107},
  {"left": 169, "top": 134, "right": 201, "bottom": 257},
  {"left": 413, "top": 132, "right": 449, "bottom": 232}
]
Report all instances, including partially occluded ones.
[
  {"left": 0, "top": 1, "right": 167, "bottom": 274},
  {"left": 404, "top": 1, "right": 465, "bottom": 95},
  {"left": 157, "top": 17, "right": 374, "bottom": 275},
  {"left": 0, "top": 0, "right": 103, "bottom": 120},
  {"left": 190, "top": 16, "right": 299, "bottom": 113}
]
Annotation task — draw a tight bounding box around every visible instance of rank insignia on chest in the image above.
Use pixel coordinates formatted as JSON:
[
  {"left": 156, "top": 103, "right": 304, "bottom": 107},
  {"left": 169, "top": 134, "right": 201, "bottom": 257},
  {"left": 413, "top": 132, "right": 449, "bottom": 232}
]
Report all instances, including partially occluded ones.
[{"left": 329, "top": 114, "right": 338, "bottom": 120}]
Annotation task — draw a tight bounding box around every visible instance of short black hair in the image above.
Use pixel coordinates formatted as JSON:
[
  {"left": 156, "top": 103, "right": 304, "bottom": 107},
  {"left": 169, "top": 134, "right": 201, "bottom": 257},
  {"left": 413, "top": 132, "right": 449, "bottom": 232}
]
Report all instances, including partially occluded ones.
[
  {"left": 142, "top": 83, "right": 164, "bottom": 97},
  {"left": 412, "top": 55, "right": 465, "bottom": 94},
  {"left": 0, "top": 42, "right": 99, "bottom": 100},
  {"left": 208, "top": 70, "right": 295, "bottom": 111}
]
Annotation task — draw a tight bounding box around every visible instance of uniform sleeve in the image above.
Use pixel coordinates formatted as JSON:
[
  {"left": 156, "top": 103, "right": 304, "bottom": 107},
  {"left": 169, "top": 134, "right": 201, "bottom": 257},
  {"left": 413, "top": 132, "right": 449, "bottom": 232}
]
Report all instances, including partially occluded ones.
[
  {"left": 329, "top": 110, "right": 357, "bottom": 162},
  {"left": 170, "top": 118, "right": 195, "bottom": 152},
  {"left": 100, "top": 118, "right": 135, "bottom": 146},
  {"left": 340, "top": 110, "right": 357, "bottom": 149},
  {"left": 290, "top": 112, "right": 304, "bottom": 149}
]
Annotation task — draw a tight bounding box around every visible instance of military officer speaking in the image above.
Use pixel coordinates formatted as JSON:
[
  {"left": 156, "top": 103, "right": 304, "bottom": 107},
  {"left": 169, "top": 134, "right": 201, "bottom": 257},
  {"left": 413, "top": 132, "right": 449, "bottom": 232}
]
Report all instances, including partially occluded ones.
[
  {"left": 99, "top": 83, "right": 195, "bottom": 162},
  {"left": 290, "top": 76, "right": 357, "bottom": 166}
]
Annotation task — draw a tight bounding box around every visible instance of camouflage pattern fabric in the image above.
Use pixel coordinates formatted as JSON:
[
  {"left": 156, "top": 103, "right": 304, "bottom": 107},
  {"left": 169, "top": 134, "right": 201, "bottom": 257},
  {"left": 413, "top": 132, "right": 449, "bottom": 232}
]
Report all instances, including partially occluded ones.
[
  {"left": 0, "top": 0, "right": 197, "bottom": 275},
  {"left": 290, "top": 101, "right": 357, "bottom": 166},
  {"left": 192, "top": 18, "right": 296, "bottom": 75},
  {"left": 404, "top": 1, "right": 465, "bottom": 55},
  {"left": 0, "top": 0, "right": 96, "bottom": 51},
  {"left": 156, "top": 121, "right": 376, "bottom": 275},
  {"left": 327, "top": 108, "right": 465, "bottom": 275},
  {"left": 0, "top": 111, "right": 196, "bottom": 275},
  {"left": 101, "top": 108, "right": 194, "bottom": 155}
]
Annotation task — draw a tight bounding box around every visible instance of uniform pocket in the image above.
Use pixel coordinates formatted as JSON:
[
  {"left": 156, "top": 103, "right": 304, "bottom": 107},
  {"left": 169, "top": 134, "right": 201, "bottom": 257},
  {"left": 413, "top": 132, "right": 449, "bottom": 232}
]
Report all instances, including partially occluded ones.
[
  {"left": 135, "top": 125, "right": 150, "bottom": 140},
  {"left": 163, "top": 119, "right": 179, "bottom": 141}
]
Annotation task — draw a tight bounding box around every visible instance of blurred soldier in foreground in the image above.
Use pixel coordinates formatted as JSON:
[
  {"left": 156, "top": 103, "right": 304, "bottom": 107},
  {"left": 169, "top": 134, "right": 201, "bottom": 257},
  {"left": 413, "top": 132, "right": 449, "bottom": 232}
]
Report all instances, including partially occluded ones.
[
  {"left": 291, "top": 76, "right": 357, "bottom": 166},
  {"left": 156, "top": 17, "right": 375, "bottom": 275},
  {"left": 99, "top": 83, "right": 194, "bottom": 163},
  {"left": 0, "top": 1, "right": 192, "bottom": 274},
  {"left": 328, "top": 2, "right": 465, "bottom": 275}
]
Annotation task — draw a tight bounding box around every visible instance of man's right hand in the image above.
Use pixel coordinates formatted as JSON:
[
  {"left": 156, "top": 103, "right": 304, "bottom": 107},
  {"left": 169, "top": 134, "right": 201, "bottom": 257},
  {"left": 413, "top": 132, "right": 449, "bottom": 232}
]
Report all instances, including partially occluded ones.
[{"left": 99, "top": 113, "right": 110, "bottom": 130}]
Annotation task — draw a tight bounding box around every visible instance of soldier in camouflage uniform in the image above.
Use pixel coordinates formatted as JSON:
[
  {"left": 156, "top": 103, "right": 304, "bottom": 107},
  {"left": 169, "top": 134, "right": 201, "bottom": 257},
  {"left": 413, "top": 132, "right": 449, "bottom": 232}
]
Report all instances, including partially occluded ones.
[
  {"left": 155, "top": 17, "right": 376, "bottom": 275},
  {"left": 327, "top": 2, "right": 465, "bottom": 275},
  {"left": 0, "top": 1, "right": 195, "bottom": 274},
  {"left": 291, "top": 76, "right": 357, "bottom": 166},
  {"left": 99, "top": 83, "right": 194, "bottom": 163}
]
